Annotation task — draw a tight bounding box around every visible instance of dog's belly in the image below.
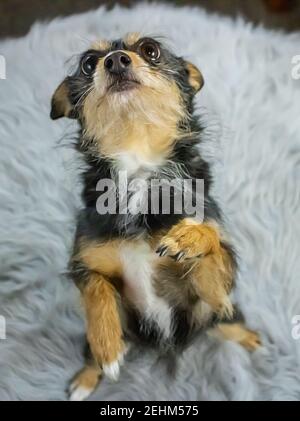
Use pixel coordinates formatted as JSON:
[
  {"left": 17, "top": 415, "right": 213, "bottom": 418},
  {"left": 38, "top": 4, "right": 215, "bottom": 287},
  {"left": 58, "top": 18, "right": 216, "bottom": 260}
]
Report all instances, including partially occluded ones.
[{"left": 120, "top": 240, "right": 174, "bottom": 341}]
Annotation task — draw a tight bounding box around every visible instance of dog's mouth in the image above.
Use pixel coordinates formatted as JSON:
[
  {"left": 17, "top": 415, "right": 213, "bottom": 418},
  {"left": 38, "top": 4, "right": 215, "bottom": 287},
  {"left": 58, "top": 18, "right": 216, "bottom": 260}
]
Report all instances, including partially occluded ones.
[{"left": 108, "top": 77, "right": 140, "bottom": 93}]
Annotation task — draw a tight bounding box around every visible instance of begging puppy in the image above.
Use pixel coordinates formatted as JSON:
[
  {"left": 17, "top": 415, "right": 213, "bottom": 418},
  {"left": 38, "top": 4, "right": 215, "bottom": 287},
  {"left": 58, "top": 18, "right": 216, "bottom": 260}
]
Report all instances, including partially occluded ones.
[{"left": 51, "top": 33, "right": 261, "bottom": 401}]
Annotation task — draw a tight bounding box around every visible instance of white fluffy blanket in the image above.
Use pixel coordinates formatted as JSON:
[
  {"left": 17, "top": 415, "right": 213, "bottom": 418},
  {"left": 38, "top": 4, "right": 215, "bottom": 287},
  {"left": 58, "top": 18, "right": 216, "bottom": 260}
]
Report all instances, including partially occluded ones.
[{"left": 0, "top": 3, "right": 300, "bottom": 401}]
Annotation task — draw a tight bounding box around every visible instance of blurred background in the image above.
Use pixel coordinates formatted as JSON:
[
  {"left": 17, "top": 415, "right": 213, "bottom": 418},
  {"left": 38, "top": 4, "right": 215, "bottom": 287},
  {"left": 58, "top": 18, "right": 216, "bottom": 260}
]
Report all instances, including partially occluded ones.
[{"left": 1, "top": 0, "right": 300, "bottom": 39}]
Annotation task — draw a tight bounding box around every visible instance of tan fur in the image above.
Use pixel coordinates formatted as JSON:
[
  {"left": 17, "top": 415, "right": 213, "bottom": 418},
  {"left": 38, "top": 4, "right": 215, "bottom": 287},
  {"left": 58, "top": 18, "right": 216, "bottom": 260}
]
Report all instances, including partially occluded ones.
[
  {"left": 51, "top": 81, "right": 73, "bottom": 118},
  {"left": 71, "top": 364, "right": 102, "bottom": 391},
  {"left": 82, "top": 51, "right": 185, "bottom": 162},
  {"left": 156, "top": 219, "right": 234, "bottom": 317},
  {"left": 154, "top": 257, "right": 198, "bottom": 306},
  {"left": 154, "top": 248, "right": 233, "bottom": 319},
  {"left": 209, "top": 323, "right": 261, "bottom": 351},
  {"left": 78, "top": 239, "right": 122, "bottom": 278},
  {"left": 190, "top": 249, "right": 234, "bottom": 318},
  {"left": 185, "top": 61, "right": 204, "bottom": 92},
  {"left": 83, "top": 272, "right": 124, "bottom": 366},
  {"left": 124, "top": 32, "right": 141, "bottom": 46},
  {"left": 91, "top": 39, "right": 111, "bottom": 51},
  {"left": 157, "top": 218, "right": 222, "bottom": 259}
]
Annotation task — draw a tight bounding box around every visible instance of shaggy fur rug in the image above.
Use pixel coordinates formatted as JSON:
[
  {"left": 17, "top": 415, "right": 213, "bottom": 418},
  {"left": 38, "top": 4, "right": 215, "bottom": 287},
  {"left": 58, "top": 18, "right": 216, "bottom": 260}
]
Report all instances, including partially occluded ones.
[{"left": 0, "top": 2, "right": 300, "bottom": 401}]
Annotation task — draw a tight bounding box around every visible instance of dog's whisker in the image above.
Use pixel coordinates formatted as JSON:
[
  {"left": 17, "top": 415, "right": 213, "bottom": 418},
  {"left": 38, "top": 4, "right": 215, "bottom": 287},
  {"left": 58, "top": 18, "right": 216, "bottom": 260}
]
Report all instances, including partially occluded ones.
[{"left": 74, "top": 85, "right": 94, "bottom": 110}]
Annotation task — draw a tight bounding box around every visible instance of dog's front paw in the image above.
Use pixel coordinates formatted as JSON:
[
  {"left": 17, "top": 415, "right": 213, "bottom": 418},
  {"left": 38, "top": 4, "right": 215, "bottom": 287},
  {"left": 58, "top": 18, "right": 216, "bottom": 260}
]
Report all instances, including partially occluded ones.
[{"left": 156, "top": 220, "right": 220, "bottom": 261}]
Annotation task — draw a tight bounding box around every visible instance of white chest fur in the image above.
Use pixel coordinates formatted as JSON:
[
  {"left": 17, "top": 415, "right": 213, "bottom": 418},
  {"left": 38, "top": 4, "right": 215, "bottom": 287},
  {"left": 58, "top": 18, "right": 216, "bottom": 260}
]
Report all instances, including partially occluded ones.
[{"left": 120, "top": 240, "right": 173, "bottom": 340}]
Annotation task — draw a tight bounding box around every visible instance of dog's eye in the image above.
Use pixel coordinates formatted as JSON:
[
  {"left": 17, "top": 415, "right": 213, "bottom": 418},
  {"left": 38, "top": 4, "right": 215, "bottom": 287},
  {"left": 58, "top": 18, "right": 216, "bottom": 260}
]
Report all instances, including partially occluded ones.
[
  {"left": 140, "top": 41, "right": 160, "bottom": 62},
  {"left": 81, "top": 54, "right": 99, "bottom": 76}
]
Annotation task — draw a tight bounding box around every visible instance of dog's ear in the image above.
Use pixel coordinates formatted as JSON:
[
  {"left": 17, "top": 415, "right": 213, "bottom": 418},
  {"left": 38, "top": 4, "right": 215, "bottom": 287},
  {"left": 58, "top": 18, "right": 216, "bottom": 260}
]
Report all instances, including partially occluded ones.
[
  {"left": 50, "top": 78, "right": 76, "bottom": 120},
  {"left": 185, "top": 61, "right": 204, "bottom": 94}
]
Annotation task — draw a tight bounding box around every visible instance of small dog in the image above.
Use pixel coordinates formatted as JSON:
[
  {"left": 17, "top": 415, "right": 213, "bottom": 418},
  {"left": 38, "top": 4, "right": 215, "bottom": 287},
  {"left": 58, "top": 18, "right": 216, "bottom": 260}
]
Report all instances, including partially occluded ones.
[{"left": 51, "top": 33, "right": 260, "bottom": 401}]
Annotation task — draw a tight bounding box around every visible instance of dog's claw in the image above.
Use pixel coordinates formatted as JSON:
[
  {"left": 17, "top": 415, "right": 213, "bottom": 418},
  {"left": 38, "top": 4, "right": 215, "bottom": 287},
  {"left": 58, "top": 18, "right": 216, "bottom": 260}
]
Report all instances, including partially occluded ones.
[
  {"left": 174, "top": 251, "right": 185, "bottom": 262},
  {"left": 156, "top": 245, "right": 168, "bottom": 257}
]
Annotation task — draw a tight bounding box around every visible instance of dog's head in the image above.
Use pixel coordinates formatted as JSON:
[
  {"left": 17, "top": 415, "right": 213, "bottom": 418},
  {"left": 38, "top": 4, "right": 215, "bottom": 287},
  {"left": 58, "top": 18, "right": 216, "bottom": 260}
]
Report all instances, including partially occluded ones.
[{"left": 51, "top": 33, "right": 204, "bottom": 157}]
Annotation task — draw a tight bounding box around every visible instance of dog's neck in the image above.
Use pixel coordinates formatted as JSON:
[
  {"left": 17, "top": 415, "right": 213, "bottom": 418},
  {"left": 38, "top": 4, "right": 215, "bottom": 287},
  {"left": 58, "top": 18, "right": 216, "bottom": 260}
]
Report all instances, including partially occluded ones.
[
  {"left": 82, "top": 86, "right": 186, "bottom": 174},
  {"left": 107, "top": 121, "right": 178, "bottom": 175},
  {"left": 83, "top": 118, "right": 180, "bottom": 178}
]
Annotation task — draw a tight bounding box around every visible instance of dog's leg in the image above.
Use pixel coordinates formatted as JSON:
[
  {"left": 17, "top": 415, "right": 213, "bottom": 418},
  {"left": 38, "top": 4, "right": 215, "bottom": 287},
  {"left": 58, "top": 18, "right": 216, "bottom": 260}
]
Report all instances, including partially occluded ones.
[
  {"left": 83, "top": 271, "right": 125, "bottom": 381},
  {"left": 157, "top": 219, "right": 223, "bottom": 261},
  {"left": 69, "top": 359, "right": 102, "bottom": 401},
  {"left": 156, "top": 218, "right": 236, "bottom": 317},
  {"left": 208, "top": 322, "right": 261, "bottom": 351},
  {"left": 69, "top": 340, "right": 130, "bottom": 401},
  {"left": 71, "top": 239, "right": 125, "bottom": 383},
  {"left": 189, "top": 246, "right": 235, "bottom": 318}
]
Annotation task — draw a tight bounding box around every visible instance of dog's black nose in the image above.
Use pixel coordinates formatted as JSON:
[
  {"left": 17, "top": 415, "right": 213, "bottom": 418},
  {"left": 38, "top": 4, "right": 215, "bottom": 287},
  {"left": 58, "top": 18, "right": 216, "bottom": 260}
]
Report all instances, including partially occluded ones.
[{"left": 104, "top": 52, "right": 132, "bottom": 74}]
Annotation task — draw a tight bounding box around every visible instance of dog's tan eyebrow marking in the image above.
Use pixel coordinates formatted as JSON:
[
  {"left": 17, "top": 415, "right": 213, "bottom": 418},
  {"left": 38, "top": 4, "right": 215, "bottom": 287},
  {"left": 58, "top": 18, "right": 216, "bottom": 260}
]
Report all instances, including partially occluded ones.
[
  {"left": 91, "top": 39, "right": 112, "bottom": 51},
  {"left": 124, "top": 32, "right": 141, "bottom": 46}
]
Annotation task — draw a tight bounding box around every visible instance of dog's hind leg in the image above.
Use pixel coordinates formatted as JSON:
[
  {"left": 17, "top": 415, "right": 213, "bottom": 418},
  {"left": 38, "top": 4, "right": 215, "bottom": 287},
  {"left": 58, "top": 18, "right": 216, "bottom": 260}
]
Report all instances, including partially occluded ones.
[
  {"left": 82, "top": 272, "right": 125, "bottom": 380},
  {"left": 208, "top": 307, "right": 261, "bottom": 351},
  {"left": 208, "top": 321, "right": 261, "bottom": 352},
  {"left": 71, "top": 240, "right": 126, "bottom": 383},
  {"left": 69, "top": 339, "right": 129, "bottom": 401}
]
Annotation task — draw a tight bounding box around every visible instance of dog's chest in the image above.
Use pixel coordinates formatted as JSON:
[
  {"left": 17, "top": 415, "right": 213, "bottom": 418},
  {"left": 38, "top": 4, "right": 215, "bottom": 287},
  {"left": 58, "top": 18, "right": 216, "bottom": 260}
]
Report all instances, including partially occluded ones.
[
  {"left": 119, "top": 240, "right": 173, "bottom": 340},
  {"left": 112, "top": 155, "right": 173, "bottom": 340}
]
